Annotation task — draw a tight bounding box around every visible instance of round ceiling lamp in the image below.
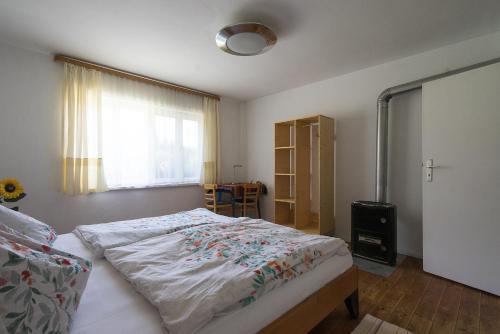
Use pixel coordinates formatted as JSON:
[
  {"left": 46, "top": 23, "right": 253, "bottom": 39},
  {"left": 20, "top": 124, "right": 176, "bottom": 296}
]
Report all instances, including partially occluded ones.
[{"left": 216, "top": 22, "right": 277, "bottom": 56}]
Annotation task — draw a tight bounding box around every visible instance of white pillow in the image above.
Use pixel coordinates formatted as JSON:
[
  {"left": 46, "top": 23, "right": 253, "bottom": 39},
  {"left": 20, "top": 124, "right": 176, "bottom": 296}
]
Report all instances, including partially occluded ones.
[{"left": 0, "top": 205, "right": 57, "bottom": 245}]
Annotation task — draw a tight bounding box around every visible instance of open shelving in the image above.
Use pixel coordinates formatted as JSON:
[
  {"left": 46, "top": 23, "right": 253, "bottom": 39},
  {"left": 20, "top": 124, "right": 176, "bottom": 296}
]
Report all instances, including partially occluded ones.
[{"left": 274, "top": 115, "right": 335, "bottom": 235}]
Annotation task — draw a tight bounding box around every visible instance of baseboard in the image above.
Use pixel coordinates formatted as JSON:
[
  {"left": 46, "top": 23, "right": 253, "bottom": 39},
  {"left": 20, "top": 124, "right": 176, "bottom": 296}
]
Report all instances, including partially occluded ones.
[{"left": 397, "top": 248, "right": 422, "bottom": 259}]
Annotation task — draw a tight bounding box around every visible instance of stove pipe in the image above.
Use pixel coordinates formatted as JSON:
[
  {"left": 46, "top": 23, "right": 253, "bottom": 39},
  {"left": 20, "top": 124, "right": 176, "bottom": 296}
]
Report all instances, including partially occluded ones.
[{"left": 375, "top": 57, "right": 500, "bottom": 203}]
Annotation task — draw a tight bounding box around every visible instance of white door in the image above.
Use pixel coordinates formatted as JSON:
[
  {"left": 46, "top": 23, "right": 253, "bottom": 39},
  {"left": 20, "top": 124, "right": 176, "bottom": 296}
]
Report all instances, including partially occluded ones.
[{"left": 422, "top": 62, "right": 500, "bottom": 296}]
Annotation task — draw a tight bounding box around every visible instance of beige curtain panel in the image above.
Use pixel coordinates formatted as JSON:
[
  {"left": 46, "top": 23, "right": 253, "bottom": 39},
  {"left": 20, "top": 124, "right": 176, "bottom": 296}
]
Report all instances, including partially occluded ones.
[
  {"left": 202, "top": 97, "right": 221, "bottom": 184},
  {"left": 62, "top": 63, "right": 108, "bottom": 195}
]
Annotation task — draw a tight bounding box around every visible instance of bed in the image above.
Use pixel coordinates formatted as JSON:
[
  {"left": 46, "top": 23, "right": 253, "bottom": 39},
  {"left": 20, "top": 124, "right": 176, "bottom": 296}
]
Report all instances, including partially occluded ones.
[{"left": 55, "top": 212, "right": 358, "bottom": 334}]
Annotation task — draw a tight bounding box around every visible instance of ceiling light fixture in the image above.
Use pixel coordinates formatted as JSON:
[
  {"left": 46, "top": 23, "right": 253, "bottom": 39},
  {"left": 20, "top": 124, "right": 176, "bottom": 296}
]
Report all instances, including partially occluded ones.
[{"left": 216, "top": 22, "right": 277, "bottom": 56}]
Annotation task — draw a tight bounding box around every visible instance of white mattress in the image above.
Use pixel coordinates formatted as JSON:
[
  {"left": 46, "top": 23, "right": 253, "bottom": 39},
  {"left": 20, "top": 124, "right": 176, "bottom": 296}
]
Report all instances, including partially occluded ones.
[{"left": 54, "top": 233, "right": 353, "bottom": 334}]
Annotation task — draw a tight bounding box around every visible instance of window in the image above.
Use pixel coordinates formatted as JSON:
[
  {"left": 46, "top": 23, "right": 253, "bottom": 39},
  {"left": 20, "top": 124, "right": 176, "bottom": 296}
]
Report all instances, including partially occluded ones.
[
  {"left": 62, "top": 62, "right": 218, "bottom": 195},
  {"left": 101, "top": 85, "right": 204, "bottom": 189}
]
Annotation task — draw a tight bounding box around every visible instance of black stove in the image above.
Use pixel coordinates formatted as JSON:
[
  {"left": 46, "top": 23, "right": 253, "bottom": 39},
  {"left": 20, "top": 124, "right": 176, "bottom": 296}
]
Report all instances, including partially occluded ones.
[{"left": 351, "top": 201, "right": 397, "bottom": 266}]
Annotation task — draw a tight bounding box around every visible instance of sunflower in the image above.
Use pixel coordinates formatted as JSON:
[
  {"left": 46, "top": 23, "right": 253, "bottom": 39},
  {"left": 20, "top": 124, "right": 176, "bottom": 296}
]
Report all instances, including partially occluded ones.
[{"left": 0, "top": 178, "right": 26, "bottom": 201}]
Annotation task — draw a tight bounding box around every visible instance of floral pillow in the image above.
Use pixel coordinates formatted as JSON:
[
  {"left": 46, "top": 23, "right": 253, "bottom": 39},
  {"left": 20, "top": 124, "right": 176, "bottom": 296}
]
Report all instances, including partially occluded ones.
[
  {"left": 0, "top": 224, "right": 92, "bottom": 334},
  {"left": 0, "top": 205, "right": 57, "bottom": 245}
]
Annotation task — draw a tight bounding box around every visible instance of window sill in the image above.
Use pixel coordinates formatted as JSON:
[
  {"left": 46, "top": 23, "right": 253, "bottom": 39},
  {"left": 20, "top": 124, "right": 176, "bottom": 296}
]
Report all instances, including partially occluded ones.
[{"left": 108, "top": 183, "right": 200, "bottom": 191}]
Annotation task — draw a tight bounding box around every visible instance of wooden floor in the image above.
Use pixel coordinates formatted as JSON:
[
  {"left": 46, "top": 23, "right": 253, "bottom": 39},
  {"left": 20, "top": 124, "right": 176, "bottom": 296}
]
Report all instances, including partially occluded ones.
[{"left": 311, "top": 256, "right": 500, "bottom": 334}]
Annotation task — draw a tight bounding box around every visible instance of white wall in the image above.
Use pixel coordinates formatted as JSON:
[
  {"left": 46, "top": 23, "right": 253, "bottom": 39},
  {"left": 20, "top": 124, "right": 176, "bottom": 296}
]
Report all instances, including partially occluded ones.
[
  {"left": 388, "top": 91, "right": 423, "bottom": 258},
  {"left": 0, "top": 40, "right": 245, "bottom": 233},
  {"left": 3, "top": 29, "right": 500, "bottom": 256},
  {"left": 244, "top": 30, "right": 500, "bottom": 257},
  {"left": 219, "top": 97, "right": 247, "bottom": 182}
]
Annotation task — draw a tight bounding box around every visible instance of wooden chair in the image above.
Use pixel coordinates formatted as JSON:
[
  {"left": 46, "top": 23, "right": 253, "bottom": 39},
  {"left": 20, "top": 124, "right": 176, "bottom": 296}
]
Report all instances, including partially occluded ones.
[
  {"left": 203, "top": 184, "right": 233, "bottom": 216},
  {"left": 235, "top": 183, "right": 261, "bottom": 218}
]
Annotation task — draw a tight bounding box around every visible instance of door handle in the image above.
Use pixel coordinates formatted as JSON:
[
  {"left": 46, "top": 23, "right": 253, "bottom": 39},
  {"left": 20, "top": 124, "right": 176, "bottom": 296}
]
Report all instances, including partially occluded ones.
[
  {"left": 421, "top": 160, "right": 441, "bottom": 168},
  {"left": 423, "top": 159, "right": 440, "bottom": 182}
]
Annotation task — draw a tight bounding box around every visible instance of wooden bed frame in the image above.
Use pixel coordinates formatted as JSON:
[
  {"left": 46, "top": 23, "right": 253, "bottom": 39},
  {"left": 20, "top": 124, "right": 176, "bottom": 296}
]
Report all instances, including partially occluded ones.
[{"left": 259, "top": 265, "right": 359, "bottom": 333}]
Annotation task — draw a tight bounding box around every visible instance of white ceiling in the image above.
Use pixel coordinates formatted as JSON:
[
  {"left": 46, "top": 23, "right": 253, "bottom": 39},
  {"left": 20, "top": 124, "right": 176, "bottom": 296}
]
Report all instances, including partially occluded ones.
[{"left": 1, "top": 0, "right": 500, "bottom": 100}]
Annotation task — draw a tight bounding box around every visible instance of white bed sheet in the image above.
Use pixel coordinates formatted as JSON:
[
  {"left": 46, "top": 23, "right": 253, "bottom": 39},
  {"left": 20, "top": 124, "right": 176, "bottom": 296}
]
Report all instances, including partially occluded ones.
[{"left": 54, "top": 233, "right": 353, "bottom": 334}]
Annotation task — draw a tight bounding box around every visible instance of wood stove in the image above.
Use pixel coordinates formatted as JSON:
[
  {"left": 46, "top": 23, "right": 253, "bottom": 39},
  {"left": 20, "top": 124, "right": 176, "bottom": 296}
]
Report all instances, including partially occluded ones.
[{"left": 351, "top": 201, "right": 397, "bottom": 266}]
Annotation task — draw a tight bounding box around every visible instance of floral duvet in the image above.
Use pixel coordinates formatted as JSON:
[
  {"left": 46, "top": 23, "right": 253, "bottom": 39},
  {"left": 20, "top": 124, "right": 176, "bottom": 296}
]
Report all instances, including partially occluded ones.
[
  {"left": 73, "top": 208, "right": 242, "bottom": 258},
  {"left": 104, "top": 218, "right": 349, "bottom": 334}
]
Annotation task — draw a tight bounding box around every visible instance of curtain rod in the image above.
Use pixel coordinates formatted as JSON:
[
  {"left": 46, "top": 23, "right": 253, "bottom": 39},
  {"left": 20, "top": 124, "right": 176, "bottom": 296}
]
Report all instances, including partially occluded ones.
[{"left": 54, "top": 55, "right": 220, "bottom": 101}]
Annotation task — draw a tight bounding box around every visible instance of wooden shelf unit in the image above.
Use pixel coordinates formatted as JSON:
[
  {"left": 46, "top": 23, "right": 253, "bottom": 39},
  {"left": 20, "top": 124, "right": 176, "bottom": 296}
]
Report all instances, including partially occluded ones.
[{"left": 274, "top": 115, "right": 335, "bottom": 235}]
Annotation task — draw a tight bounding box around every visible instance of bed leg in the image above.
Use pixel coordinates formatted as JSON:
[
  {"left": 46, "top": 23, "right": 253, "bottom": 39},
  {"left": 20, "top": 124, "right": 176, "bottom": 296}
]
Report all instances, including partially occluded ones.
[{"left": 344, "top": 290, "right": 359, "bottom": 319}]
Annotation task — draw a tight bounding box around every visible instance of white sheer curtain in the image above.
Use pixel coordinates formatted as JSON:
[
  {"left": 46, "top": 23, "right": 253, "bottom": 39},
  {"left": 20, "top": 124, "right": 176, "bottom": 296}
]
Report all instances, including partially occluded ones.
[
  {"left": 101, "top": 74, "right": 204, "bottom": 188},
  {"left": 62, "top": 63, "right": 108, "bottom": 195}
]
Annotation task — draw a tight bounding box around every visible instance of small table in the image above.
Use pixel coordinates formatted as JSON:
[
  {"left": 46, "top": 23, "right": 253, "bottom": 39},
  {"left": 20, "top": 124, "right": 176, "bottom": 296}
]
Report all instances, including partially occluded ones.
[
  {"left": 216, "top": 183, "right": 261, "bottom": 217},
  {"left": 217, "top": 183, "right": 245, "bottom": 199}
]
